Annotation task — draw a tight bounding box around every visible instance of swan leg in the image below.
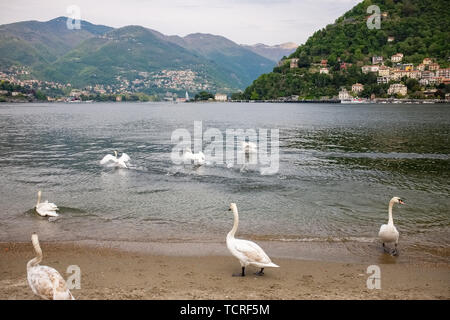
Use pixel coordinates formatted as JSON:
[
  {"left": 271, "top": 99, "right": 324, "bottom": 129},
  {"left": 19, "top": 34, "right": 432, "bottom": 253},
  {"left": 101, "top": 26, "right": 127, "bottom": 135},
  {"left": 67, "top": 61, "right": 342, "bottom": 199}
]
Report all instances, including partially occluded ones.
[
  {"left": 391, "top": 243, "right": 399, "bottom": 256},
  {"left": 382, "top": 243, "right": 390, "bottom": 253},
  {"left": 255, "top": 268, "right": 264, "bottom": 276},
  {"left": 233, "top": 267, "right": 245, "bottom": 277}
]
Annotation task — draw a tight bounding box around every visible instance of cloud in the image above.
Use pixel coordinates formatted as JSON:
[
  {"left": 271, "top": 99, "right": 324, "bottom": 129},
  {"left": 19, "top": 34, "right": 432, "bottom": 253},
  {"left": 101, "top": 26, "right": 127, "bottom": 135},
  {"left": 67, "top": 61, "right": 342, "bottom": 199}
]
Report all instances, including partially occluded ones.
[{"left": 0, "top": 0, "right": 363, "bottom": 45}]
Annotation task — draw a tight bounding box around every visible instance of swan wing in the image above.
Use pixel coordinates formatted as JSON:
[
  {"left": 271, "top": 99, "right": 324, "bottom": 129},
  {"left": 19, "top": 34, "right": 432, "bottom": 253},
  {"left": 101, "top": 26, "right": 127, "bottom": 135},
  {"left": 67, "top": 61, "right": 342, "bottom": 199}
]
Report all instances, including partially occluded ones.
[
  {"left": 36, "top": 203, "right": 59, "bottom": 217},
  {"left": 43, "top": 201, "right": 58, "bottom": 210},
  {"left": 118, "top": 153, "right": 130, "bottom": 163},
  {"left": 234, "top": 239, "right": 273, "bottom": 265},
  {"left": 100, "top": 154, "right": 117, "bottom": 165},
  {"left": 28, "top": 266, "right": 73, "bottom": 300}
]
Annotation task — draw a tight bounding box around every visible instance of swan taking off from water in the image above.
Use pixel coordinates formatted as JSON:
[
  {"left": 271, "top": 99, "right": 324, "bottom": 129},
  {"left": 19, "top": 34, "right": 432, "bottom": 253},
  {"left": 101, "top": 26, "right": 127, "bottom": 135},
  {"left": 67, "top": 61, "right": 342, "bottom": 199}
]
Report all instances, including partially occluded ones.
[
  {"left": 27, "top": 233, "right": 75, "bottom": 300},
  {"left": 183, "top": 147, "right": 206, "bottom": 166},
  {"left": 35, "top": 191, "right": 59, "bottom": 217},
  {"left": 100, "top": 150, "right": 130, "bottom": 168},
  {"left": 226, "top": 203, "right": 279, "bottom": 276},
  {"left": 378, "top": 196, "right": 405, "bottom": 256}
]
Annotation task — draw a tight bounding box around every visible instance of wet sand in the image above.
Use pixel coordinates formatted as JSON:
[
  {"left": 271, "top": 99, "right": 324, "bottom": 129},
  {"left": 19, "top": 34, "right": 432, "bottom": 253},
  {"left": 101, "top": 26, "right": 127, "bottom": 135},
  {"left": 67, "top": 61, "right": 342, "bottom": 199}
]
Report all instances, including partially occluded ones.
[{"left": 0, "top": 241, "right": 448, "bottom": 300}]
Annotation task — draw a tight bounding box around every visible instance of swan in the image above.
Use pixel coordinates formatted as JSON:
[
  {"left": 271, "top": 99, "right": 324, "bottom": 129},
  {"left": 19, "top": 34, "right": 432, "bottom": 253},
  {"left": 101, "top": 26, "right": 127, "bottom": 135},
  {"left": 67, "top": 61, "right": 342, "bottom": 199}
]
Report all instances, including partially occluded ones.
[
  {"left": 35, "top": 191, "right": 59, "bottom": 217},
  {"left": 100, "top": 150, "right": 130, "bottom": 168},
  {"left": 27, "top": 233, "right": 75, "bottom": 300},
  {"left": 242, "top": 141, "right": 257, "bottom": 155},
  {"left": 378, "top": 196, "right": 405, "bottom": 256},
  {"left": 226, "top": 203, "right": 279, "bottom": 276},
  {"left": 183, "top": 147, "right": 206, "bottom": 166}
]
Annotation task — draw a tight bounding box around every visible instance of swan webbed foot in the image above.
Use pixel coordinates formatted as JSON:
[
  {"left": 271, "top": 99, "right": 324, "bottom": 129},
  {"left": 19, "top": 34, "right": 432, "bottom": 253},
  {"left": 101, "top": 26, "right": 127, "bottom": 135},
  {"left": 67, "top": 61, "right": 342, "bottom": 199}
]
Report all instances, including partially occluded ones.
[{"left": 255, "top": 268, "right": 264, "bottom": 276}]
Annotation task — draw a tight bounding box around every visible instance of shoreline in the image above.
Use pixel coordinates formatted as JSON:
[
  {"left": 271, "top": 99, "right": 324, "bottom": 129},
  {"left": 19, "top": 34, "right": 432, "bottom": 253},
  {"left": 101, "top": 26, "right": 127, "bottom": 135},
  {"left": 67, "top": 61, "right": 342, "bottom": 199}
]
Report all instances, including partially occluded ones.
[
  {"left": 1, "top": 100, "right": 449, "bottom": 104},
  {"left": 1, "top": 241, "right": 448, "bottom": 300}
]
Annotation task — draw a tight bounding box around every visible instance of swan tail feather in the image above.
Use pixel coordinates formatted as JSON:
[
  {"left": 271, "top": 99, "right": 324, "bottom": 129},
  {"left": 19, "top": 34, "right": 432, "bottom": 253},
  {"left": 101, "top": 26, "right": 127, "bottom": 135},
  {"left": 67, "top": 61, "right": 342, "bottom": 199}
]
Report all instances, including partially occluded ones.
[{"left": 266, "top": 262, "right": 279, "bottom": 268}]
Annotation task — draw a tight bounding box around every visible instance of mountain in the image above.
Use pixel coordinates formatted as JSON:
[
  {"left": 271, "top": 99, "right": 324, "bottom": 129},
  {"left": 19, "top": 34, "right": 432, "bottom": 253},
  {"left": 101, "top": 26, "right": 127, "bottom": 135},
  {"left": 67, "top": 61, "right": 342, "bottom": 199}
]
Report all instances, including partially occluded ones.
[
  {"left": 37, "top": 26, "right": 231, "bottom": 89},
  {"left": 148, "top": 31, "right": 276, "bottom": 88},
  {"left": 0, "top": 17, "right": 112, "bottom": 67},
  {"left": 241, "top": 42, "right": 298, "bottom": 62},
  {"left": 0, "top": 17, "right": 279, "bottom": 93},
  {"left": 240, "top": 0, "right": 450, "bottom": 100}
]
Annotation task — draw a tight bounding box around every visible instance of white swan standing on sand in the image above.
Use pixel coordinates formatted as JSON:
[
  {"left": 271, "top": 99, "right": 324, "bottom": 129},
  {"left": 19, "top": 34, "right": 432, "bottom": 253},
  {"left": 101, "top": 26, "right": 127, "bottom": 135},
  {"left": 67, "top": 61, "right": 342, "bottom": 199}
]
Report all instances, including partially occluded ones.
[
  {"left": 35, "top": 191, "right": 59, "bottom": 217},
  {"left": 27, "top": 233, "right": 75, "bottom": 300},
  {"left": 183, "top": 147, "right": 206, "bottom": 166},
  {"left": 226, "top": 203, "right": 279, "bottom": 276},
  {"left": 100, "top": 150, "right": 130, "bottom": 168},
  {"left": 378, "top": 196, "right": 405, "bottom": 256}
]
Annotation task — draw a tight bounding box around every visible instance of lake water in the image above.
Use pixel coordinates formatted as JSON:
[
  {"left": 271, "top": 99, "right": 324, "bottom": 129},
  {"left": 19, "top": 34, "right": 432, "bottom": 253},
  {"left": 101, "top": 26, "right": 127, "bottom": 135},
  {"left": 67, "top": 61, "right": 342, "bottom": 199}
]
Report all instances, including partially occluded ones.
[{"left": 0, "top": 102, "right": 449, "bottom": 263}]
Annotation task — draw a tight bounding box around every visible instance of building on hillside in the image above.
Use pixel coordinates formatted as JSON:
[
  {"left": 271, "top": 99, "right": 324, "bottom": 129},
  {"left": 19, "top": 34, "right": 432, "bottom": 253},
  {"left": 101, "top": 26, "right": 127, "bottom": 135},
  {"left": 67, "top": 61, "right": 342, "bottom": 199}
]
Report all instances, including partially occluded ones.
[
  {"left": 409, "top": 71, "right": 421, "bottom": 79},
  {"left": 361, "top": 65, "right": 379, "bottom": 74},
  {"left": 387, "top": 36, "right": 395, "bottom": 42},
  {"left": 402, "top": 64, "right": 414, "bottom": 71},
  {"left": 319, "top": 68, "right": 329, "bottom": 74},
  {"left": 377, "top": 77, "right": 390, "bottom": 84},
  {"left": 391, "top": 53, "right": 404, "bottom": 63},
  {"left": 422, "top": 58, "right": 432, "bottom": 65},
  {"left": 214, "top": 93, "right": 228, "bottom": 102},
  {"left": 428, "top": 63, "right": 440, "bottom": 71},
  {"left": 372, "top": 56, "right": 383, "bottom": 65},
  {"left": 320, "top": 59, "right": 328, "bottom": 67},
  {"left": 290, "top": 58, "right": 299, "bottom": 69},
  {"left": 419, "top": 78, "right": 429, "bottom": 86},
  {"left": 437, "top": 68, "right": 450, "bottom": 78},
  {"left": 417, "top": 64, "right": 426, "bottom": 71},
  {"left": 378, "top": 66, "right": 390, "bottom": 77},
  {"left": 421, "top": 71, "right": 435, "bottom": 80},
  {"left": 388, "top": 83, "right": 407, "bottom": 96},
  {"left": 352, "top": 83, "right": 364, "bottom": 93},
  {"left": 338, "top": 88, "right": 351, "bottom": 100}
]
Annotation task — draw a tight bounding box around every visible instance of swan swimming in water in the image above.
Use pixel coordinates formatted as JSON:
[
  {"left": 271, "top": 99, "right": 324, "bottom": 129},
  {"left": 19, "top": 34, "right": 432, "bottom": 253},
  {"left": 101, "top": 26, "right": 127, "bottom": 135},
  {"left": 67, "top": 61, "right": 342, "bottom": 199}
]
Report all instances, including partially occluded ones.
[
  {"left": 100, "top": 150, "right": 130, "bottom": 168},
  {"left": 378, "top": 196, "right": 405, "bottom": 256},
  {"left": 226, "top": 203, "right": 279, "bottom": 276},
  {"left": 35, "top": 191, "right": 59, "bottom": 217},
  {"left": 183, "top": 147, "right": 206, "bottom": 166},
  {"left": 27, "top": 233, "right": 75, "bottom": 300}
]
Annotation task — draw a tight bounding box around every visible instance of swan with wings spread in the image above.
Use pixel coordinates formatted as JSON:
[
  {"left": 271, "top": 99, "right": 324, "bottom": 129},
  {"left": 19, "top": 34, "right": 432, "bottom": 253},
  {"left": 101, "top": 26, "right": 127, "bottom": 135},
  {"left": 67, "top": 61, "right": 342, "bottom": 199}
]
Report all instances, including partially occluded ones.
[{"left": 100, "top": 150, "right": 131, "bottom": 168}]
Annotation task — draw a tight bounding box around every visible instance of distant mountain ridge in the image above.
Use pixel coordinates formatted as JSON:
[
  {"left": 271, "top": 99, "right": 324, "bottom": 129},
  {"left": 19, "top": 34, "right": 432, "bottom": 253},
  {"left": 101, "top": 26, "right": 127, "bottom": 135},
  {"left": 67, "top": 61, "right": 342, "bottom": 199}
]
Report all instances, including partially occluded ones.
[
  {"left": 242, "top": 42, "right": 298, "bottom": 62},
  {"left": 0, "top": 17, "right": 292, "bottom": 93}
]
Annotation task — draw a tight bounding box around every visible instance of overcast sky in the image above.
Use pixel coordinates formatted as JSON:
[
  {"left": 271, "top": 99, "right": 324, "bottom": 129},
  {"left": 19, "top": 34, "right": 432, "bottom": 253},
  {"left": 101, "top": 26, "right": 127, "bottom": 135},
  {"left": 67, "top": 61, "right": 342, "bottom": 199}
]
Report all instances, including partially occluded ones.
[{"left": 0, "top": 0, "right": 362, "bottom": 45}]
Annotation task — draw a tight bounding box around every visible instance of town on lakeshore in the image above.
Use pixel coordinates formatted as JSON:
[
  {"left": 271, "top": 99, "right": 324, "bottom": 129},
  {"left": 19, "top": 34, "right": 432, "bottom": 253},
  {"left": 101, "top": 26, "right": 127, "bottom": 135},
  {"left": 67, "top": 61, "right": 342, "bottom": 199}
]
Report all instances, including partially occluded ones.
[{"left": 1, "top": 54, "right": 449, "bottom": 104}]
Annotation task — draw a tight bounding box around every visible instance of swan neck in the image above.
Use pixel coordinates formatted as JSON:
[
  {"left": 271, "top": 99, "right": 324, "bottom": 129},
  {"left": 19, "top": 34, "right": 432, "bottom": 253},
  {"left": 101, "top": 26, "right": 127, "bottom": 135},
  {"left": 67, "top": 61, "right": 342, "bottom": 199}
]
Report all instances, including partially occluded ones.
[
  {"left": 388, "top": 199, "right": 394, "bottom": 225},
  {"left": 227, "top": 208, "right": 239, "bottom": 239},
  {"left": 36, "top": 192, "right": 41, "bottom": 207},
  {"left": 27, "top": 239, "right": 43, "bottom": 269}
]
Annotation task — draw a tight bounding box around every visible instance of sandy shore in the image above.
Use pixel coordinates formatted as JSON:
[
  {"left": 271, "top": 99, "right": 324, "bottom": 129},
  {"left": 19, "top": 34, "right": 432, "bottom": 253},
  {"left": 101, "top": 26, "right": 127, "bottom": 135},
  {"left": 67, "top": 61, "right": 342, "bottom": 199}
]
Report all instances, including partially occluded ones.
[{"left": 0, "top": 241, "right": 448, "bottom": 300}]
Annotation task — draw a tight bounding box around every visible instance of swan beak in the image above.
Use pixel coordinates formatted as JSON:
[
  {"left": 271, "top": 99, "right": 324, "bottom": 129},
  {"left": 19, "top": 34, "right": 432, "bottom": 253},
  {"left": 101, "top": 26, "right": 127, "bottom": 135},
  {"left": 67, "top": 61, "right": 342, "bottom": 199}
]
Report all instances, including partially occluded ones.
[{"left": 399, "top": 199, "right": 405, "bottom": 205}]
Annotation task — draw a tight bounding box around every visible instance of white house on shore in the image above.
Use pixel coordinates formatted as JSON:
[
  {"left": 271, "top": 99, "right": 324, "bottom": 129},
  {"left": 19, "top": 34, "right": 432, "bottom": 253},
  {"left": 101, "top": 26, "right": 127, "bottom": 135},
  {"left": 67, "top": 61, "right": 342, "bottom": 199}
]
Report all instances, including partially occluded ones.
[
  {"left": 338, "top": 88, "right": 351, "bottom": 100},
  {"left": 214, "top": 93, "right": 228, "bottom": 101},
  {"left": 388, "top": 83, "right": 407, "bottom": 96}
]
